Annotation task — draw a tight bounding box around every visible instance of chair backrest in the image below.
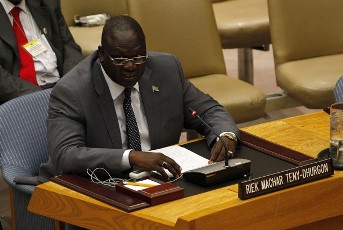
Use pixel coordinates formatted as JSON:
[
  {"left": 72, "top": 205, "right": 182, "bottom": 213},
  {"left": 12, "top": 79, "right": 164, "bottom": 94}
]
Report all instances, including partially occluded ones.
[
  {"left": 127, "top": 0, "right": 227, "bottom": 78},
  {"left": 61, "top": 0, "right": 128, "bottom": 27},
  {"left": 0, "top": 89, "right": 51, "bottom": 177},
  {"left": 268, "top": 0, "right": 343, "bottom": 67}
]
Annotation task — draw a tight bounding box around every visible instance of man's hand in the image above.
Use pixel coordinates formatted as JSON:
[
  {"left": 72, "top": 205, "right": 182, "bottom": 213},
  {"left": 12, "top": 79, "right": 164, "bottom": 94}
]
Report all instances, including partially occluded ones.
[
  {"left": 209, "top": 137, "right": 236, "bottom": 164},
  {"left": 129, "top": 151, "right": 182, "bottom": 180}
]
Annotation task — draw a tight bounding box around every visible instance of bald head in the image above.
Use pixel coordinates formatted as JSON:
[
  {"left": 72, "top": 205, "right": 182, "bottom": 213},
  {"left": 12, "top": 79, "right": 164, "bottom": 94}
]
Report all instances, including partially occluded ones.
[{"left": 101, "top": 15, "right": 146, "bottom": 50}]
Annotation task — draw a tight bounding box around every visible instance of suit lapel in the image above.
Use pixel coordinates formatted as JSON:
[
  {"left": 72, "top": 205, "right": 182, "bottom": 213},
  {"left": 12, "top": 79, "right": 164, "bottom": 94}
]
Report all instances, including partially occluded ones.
[
  {"left": 0, "top": 4, "right": 18, "bottom": 56},
  {"left": 27, "top": 0, "right": 51, "bottom": 39},
  {"left": 93, "top": 61, "right": 123, "bottom": 148},
  {"left": 139, "top": 67, "right": 161, "bottom": 149}
]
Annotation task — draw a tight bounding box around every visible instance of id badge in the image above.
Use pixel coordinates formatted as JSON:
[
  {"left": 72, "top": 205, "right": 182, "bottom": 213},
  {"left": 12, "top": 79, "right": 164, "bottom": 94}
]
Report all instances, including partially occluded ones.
[{"left": 23, "top": 38, "right": 47, "bottom": 57}]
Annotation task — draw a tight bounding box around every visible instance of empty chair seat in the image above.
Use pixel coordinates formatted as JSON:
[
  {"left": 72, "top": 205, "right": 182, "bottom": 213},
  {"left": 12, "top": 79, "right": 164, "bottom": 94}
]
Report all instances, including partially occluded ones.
[
  {"left": 61, "top": 0, "right": 127, "bottom": 56},
  {"left": 212, "top": 0, "right": 271, "bottom": 84},
  {"left": 268, "top": 0, "right": 343, "bottom": 108}
]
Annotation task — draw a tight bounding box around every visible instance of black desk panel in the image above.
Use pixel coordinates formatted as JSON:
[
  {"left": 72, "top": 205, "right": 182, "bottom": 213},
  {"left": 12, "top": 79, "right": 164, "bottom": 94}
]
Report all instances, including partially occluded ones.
[{"left": 176, "top": 139, "right": 296, "bottom": 197}]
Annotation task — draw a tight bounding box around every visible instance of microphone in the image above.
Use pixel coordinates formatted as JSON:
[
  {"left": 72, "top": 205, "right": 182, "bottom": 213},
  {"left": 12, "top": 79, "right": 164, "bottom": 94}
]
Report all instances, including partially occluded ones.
[{"left": 182, "top": 108, "right": 251, "bottom": 186}]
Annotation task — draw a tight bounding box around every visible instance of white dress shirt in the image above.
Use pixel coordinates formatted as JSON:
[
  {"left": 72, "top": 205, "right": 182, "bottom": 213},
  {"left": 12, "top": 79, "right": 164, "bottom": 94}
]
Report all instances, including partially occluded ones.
[
  {"left": 102, "top": 66, "right": 151, "bottom": 170},
  {"left": 1, "top": 0, "right": 60, "bottom": 86}
]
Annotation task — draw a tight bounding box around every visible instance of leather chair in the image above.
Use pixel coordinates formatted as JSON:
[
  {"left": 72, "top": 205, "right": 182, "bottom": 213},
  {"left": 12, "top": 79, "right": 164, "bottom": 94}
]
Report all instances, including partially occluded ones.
[
  {"left": 127, "top": 0, "right": 266, "bottom": 123},
  {"left": 0, "top": 89, "right": 55, "bottom": 230},
  {"left": 212, "top": 0, "right": 271, "bottom": 84},
  {"left": 60, "top": 0, "right": 127, "bottom": 56},
  {"left": 268, "top": 0, "right": 343, "bottom": 109}
]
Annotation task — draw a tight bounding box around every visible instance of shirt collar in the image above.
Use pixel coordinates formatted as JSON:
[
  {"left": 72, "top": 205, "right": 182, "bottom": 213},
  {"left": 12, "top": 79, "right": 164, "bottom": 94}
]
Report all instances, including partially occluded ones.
[
  {"left": 101, "top": 65, "right": 140, "bottom": 101},
  {"left": 1, "top": 0, "right": 29, "bottom": 15}
]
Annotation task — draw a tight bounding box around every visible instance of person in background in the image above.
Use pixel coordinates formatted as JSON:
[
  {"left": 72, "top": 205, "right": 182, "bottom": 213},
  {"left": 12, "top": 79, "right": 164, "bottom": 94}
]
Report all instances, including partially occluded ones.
[{"left": 0, "top": 0, "right": 84, "bottom": 104}]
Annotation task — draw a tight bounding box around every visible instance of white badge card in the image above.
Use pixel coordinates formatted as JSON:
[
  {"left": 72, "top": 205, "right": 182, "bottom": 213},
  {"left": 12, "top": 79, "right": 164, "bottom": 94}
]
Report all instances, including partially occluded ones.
[{"left": 23, "top": 38, "right": 47, "bottom": 57}]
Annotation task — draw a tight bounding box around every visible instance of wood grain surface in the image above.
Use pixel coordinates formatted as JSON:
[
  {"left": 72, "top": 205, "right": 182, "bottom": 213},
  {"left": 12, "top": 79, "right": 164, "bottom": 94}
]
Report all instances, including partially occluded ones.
[{"left": 29, "top": 112, "right": 343, "bottom": 229}]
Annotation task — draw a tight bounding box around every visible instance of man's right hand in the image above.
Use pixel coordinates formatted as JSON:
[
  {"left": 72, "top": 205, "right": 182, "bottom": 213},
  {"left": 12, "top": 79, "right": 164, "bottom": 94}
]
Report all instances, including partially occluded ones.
[{"left": 129, "top": 151, "right": 182, "bottom": 180}]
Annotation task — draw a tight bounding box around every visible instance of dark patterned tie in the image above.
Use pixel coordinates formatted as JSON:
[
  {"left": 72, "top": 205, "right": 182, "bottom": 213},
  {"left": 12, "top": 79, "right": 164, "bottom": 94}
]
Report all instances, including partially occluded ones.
[{"left": 123, "top": 88, "right": 141, "bottom": 150}]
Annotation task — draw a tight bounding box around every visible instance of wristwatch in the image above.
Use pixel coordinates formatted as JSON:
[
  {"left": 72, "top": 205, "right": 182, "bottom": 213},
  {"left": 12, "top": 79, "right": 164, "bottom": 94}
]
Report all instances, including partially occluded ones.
[{"left": 220, "top": 132, "right": 238, "bottom": 143}]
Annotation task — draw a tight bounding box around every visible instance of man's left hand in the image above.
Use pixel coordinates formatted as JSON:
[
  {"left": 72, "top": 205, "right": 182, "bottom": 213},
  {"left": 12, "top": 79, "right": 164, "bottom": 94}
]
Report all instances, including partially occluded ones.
[{"left": 209, "top": 137, "right": 236, "bottom": 163}]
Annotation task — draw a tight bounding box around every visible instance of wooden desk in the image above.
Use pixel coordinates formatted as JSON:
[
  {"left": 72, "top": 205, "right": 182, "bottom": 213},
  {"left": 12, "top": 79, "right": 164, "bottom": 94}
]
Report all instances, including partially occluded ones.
[{"left": 29, "top": 112, "right": 343, "bottom": 229}]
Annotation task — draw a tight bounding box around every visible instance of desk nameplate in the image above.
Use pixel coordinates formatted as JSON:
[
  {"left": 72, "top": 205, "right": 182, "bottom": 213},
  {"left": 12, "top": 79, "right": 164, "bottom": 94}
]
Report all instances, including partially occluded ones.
[{"left": 238, "top": 158, "right": 334, "bottom": 200}]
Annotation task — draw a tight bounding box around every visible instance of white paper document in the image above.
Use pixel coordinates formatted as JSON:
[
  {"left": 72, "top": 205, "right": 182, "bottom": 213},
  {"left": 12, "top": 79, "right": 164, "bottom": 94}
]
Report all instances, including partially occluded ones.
[
  {"left": 150, "top": 145, "right": 209, "bottom": 177},
  {"left": 124, "top": 179, "right": 160, "bottom": 191}
]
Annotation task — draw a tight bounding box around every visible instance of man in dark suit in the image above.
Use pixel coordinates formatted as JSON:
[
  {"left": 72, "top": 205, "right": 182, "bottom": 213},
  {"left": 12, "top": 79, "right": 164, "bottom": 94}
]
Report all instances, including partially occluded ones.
[
  {"left": 0, "top": 0, "right": 83, "bottom": 104},
  {"left": 38, "top": 15, "right": 239, "bottom": 184}
]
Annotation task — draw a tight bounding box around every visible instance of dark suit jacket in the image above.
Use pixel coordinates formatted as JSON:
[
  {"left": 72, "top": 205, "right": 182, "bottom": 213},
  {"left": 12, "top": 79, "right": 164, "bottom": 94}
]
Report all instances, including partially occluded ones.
[
  {"left": 0, "top": 0, "right": 83, "bottom": 104},
  {"left": 37, "top": 51, "right": 238, "bottom": 182}
]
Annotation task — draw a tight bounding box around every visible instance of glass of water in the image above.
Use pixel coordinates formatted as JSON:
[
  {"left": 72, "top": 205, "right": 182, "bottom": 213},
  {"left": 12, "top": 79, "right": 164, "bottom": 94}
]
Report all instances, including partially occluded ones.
[{"left": 330, "top": 102, "right": 343, "bottom": 169}]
